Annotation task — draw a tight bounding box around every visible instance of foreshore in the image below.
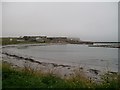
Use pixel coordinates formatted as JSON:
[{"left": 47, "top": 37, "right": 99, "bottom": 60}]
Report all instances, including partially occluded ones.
[{"left": 1, "top": 44, "right": 118, "bottom": 82}]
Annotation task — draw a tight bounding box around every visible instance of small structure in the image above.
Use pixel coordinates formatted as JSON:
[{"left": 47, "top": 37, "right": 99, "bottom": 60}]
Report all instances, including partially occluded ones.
[{"left": 17, "top": 37, "right": 25, "bottom": 42}]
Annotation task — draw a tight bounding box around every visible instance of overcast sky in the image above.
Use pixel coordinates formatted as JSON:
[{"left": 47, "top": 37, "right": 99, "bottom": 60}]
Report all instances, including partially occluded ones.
[{"left": 2, "top": 2, "right": 118, "bottom": 42}]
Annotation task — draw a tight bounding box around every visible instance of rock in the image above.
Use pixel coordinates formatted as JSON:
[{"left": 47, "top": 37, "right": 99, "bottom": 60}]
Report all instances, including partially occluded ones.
[
  {"left": 100, "top": 59, "right": 104, "bottom": 61},
  {"left": 88, "top": 69, "right": 100, "bottom": 75}
]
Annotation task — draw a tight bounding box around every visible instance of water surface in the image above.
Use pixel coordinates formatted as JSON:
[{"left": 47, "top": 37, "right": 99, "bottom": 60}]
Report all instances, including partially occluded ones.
[{"left": 3, "top": 44, "right": 118, "bottom": 72}]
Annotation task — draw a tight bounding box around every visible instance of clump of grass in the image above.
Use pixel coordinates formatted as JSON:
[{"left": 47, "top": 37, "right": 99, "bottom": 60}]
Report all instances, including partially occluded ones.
[
  {"left": 96, "top": 72, "right": 120, "bottom": 89},
  {"left": 0, "top": 60, "right": 2, "bottom": 90},
  {"left": 22, "top": 61, "right": 36, "bottom": 75},
  {"left": 2, "top": 62, "right": 120, "bottom": 89},
  {"left": 2, "top": 62, "right": 68, "bottom": 88},
  {"left": 65, "top": 68, "right": 96, "bottom": 88}
]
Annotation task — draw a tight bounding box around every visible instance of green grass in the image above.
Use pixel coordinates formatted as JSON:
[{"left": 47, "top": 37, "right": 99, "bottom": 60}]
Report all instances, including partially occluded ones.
[
  {"left": 97, "top": 72, "right": 119, "bottom": 89},
  {"left": 2, "top": 63, "right": 69, "bottom": 88},
  {"left": 2, "top": 62, "right": 120, "bottom": 89},
  {"left": 0, "top": 61, "right": 2, "bottom": 90},
  {"left": 1, "top": 37, "right": 44, "bottom": 45}
]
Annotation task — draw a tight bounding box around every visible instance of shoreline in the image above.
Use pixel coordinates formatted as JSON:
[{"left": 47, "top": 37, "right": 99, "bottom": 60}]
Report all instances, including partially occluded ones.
[
  {"left": 1, "top": 42, "right": 120, "bottom": 48},
  {"left": 2, "top": 53, "right": 102, "bottom": 82},
  {"left": 1, "top": 44, "right": 118, "bottom": 82}
]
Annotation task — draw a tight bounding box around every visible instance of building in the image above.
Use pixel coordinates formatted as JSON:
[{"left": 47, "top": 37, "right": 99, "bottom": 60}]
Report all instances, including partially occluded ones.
[{"left": 17, "top": 36, "right": 25, "bottom": 42}]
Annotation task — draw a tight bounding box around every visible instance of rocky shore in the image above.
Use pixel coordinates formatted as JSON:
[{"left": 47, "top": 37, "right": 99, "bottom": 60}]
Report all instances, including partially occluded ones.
[
  {"left": 88, "top": 44, "right": 120, "bottom": 48},
  {"left": 1, "top": 44, "right": 117, "bottom": 83}
]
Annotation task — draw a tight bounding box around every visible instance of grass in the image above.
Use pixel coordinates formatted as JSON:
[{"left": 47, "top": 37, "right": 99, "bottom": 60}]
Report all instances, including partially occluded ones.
[
  {"left": 0, "top": 37, "right": 44, "bottom": 45},
  {"left": 97, "top": 72, "right": 119, "bottom": 89},
  {"left": 0, "top": 60, "right": 2, "bottom": 90},
  {"left": 1, "top": 37, "right": 119, "bottom": 89},
  {"left": 2, "top": 62, "right": 69, "bottom": 88},
  {"left": 2, "top": 62, "right": 120, "bottom": 89}
]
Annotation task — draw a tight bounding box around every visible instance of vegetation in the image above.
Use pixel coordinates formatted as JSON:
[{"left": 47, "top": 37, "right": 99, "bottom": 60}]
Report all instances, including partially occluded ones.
[
  {"left": 1, "top": 37, "right": 120, "bottom": 89},
  {"left": 0, "top": 61, "right": 2, "bottom": 90},
  {"left": 0, "top": 37, "right": 43, "bottom": 45},
  {"left": 2, "top": 62, "right": 119, "bottom": 89}
]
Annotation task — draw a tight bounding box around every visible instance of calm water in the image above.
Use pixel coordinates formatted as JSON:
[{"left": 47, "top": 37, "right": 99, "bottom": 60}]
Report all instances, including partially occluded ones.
[{"left": 4, "top": 44, "right": 118, "bottom": 72}]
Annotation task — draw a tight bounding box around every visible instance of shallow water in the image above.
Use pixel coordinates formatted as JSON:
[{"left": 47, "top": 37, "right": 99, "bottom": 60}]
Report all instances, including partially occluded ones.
[{"left": 3, "top": 44, "right": 118, "bottom": 72}]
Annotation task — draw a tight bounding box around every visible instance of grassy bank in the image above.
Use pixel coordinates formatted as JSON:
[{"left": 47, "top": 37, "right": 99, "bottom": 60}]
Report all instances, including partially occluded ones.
[
  {"left": 2, "top": 62, "right": 119, "bottom": 89},
  {"left": 0, "top": 38, "right": 44, "bottom": 45},
  {"left": 0, "top": 60, "right": 2, "bottom": 90}
]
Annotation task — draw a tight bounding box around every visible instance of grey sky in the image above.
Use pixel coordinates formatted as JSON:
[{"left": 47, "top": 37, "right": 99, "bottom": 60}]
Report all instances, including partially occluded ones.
[
  {"left": 0, "top": 2, "right": 2, "bottom": 37},
  {"left": 2, "top": 2, "right": 118, "bottom": 42}
]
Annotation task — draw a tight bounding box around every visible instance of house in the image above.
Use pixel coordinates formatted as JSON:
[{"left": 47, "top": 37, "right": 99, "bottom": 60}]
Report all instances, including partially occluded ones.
[{"left": 17, "top": 37, "right": 25, "bottom": 42}]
